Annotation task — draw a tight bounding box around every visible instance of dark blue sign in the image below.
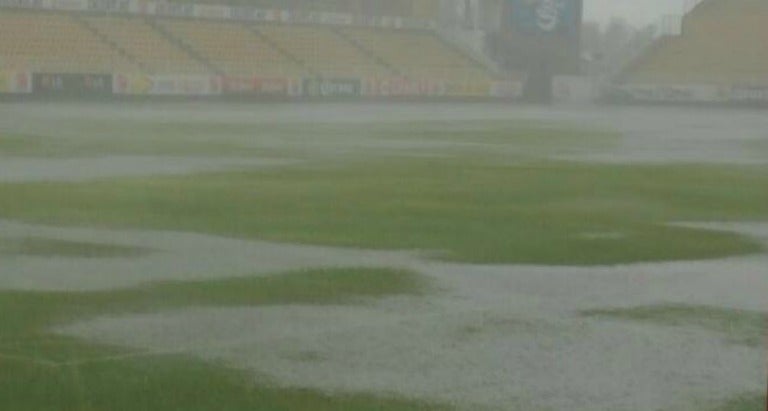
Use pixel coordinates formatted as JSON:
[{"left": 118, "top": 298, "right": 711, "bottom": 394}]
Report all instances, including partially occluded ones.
[{"left": 508, "top": 0, "right": 580, "bottom": 35}]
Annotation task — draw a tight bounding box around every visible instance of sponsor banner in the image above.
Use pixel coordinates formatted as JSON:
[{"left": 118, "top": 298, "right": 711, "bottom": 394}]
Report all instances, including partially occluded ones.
[
  {"left": 285, "top": 77, "right": 302, "bottom": 97},
  {"left": 443, "top": 81, "right": 493, "bottom": 97},
  {"left": 129, "top": 0, "right": 154, "bottom": 14},
  {"left": 490, "top": 81, "right": 523, "bottom": 98},
  {"left": 112, "top": 73, "right": 152, "bottom": 95},
  {"left": 194, "top": 3, "right": 227, "bottom": 19},
  {"left": 0, "top": 0, "right": 45, "bottom": 9},
  {"left": 729, "top": 85, "right": 768, "bottom": 103},
  {"left": 552, "top": 75, "right": 596, "bottom": 103},
  {"left": 86, "top": 0, "right": 130, "bottom": 12},
  {"left": 0, "top": 0, "right": 436, "bottom": 29},
  {"left": 154, "top": 2, "right": 194, "bottom": 18},
  {"left": 364, "top": 77, "right": 445, "bottom": 97},
  {"left": 507, "top": 0, "right": 582, "bottom": 35},
  {"left": 614, "top": 84, "right": 726, "bottom": 103},
  {"left": 229, "top": 6, "right": 279, "bottom": 22},
  {"left": 318, "top": 11, "right": 353, "bottom": 26},
  {"left": 33, "top": 73, "right": 112, "bottom": 95},
  {"left": 0, "top": 72, "right": 32, "bottom": 94},
  {"left": 113, "top": 74, "right": 222, "bottom": 96},
  {"left": 303, "top": 78, "right": 361, "bottom": 98},
  {"left": 401, "top": 17, "right": 434, "bottom": 30},
  {"left": 50, "top": 0, "right": 86, "bottom": 10},
  {"left": 222, "top": 76, "right": 289, "bottom": 96}
]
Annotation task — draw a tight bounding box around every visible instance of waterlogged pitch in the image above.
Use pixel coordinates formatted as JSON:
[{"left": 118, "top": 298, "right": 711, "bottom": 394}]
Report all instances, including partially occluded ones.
[
  {"left": 0, "top": 103, "right": 766, "bottom": 411},
  {"left": 0, "top": 159, "right": 765, "bottom": 264}
]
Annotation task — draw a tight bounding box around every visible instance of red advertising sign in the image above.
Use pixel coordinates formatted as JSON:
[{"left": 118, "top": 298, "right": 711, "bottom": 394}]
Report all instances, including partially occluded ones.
[
  {"left": 222, "top": 76, "right": 289, "bottom": 96},
  {"left": 365, "top": 77, "right": 444, "bottom": 97}
]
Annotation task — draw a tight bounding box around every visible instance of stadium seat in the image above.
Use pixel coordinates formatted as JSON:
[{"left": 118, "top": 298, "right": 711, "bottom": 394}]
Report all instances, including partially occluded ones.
[
  {"left": 625, "top": 0, "right": 768, "bottom": 86},
  {"left": 0, "top": 9, "right": 136, "bottom": 73},
  {"left": 86, "top": 16, "right": 207, "bottom": 75},
  {"left": 161, "top": 19, "right": 304, "bottom": 77},
  {"left": 342, "top": 27, "right": 495, "bottom": 82},
  {"left": 255, "top": 24, "right": 393, "bottom": 78}
]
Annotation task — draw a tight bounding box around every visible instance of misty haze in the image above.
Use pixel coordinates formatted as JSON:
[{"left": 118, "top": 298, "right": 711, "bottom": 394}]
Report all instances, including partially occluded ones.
[{"left": 0, "top": 1, "right": 766, "bottom": 411}]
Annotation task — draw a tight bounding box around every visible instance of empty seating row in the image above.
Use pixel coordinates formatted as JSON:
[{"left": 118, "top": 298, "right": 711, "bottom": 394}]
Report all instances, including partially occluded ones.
[
  {"left": 0, "top": 9, "right": 496, "bottom": 84},
  {"left": 626, "top": 0, "right": 768, "bottom": 86},
  {"left": 256, "top": 24, "right": 392, "bottom": 78},
  {"left": 342, "top": 27, "right": 494, "bottom": 82},
  {"left": 0, "top": 9, "right": 135, "bottom": 73},
  {"left": 161, "top": 19, "right": 304, "bottom": 77},
  {"left": 86, "top": 16, "right": 207, "bottom": 74}
]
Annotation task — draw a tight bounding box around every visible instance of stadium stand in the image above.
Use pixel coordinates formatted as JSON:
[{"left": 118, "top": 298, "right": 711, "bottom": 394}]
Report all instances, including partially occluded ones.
[
  {"left": 341, "top": 27, "right": 495, "bottom": 82},
  {"left": 0, "top": 3, "right": 508, "bottom": 98},
  {"left": 255, "top": 25, "right": 393, "bottom": 78},
  {"left": 160, "top": 19, "right": 304, "bottom": 77},
  {"left": 0, "top": 9, "right": 136, "bottom": 73},
  {"left": 85, "top": 16, "right": 207, "bottom": 74},
  {"left": 622, "top": 0, "right": 768, "bottom": 86}
]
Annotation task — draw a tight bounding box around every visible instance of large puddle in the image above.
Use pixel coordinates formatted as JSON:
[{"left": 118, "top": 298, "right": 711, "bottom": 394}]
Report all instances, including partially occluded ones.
[
  {"left": 2, "top": 103, "right": 766, "bottom": 409},
  {"left": 1, "top": 104, "right": 767, "bottom": 180},
  {"left": 0, "top": 219, "right": 763, "bottom": 410},
  {"left": 0, "top": 156, "right": 297, "bottom": 183}
]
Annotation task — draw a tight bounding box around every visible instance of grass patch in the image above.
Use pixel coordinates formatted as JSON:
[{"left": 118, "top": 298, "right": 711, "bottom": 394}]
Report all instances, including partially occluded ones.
[
  {"left": 0, "top": 267, "right": 444, "bottom": 410},
  {"left": 377, "top": 120, "right": 617, "bottom": 147},
  {"left": 0, "top": 353, "right": 448, "bottom": 411},
  {"left": 747, "top": 138, "right": 768, "bottom": 154},
  {"left": 0, "top": 120, "right": 614, "bottom": 158},
  {"left": 0, "top": 267, "right": 427, "bottom": 340},
  {"left": 710, "top": 393, "right": 766, "bottom": 411},
  {"left": 0, "top": 237, "right": 152, "bottom": 258},
  {"left": 0, "top": 131, "right": 284, "bottom": 158},
  {"left": 581, "top": 304, "right": 767, "bottom": 347},
  {"left": 0, "top": 158, "right": 765, "bottom": 264}
]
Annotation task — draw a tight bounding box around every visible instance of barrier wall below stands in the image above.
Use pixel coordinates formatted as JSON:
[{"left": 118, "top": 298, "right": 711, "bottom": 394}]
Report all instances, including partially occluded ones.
[
  {"left": 303, "top": 78, "right": 362, "bottom": 98},
  {"left": 0, "top": 71, "right": 32, "bottom": 94},
  {"left": 33, "top": 73, "right": 112, "bottom": 96},
  {"left": 610, "top": 84, "right": 768, "bottom": 105},
  {"left": 364, "top": 78, "right": 444, "bottom": 97},
  {"left": 1, "top": 70, "right": 523, "bottom": 100},
  {"left": 222, "top": 76, "right": 301, "bottom": 97},
  {"left": 113, "top": 74, "right": 222, "bottom": 96},
  {"left": 0, "top": 0, "right": 436, "bottom": 30}
]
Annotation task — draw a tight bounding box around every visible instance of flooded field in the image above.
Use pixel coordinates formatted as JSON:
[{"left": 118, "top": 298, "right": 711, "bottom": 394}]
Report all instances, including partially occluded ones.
[{"left": 1, "top": 102, "right": 766, "bottom": 411}]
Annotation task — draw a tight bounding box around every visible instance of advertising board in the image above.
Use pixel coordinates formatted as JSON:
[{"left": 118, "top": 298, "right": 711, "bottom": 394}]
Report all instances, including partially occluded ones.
[
  {"left": 33, "top": 73, "right": 112, "bottom": 96},
  {"left": 0, "top": 71, "right": 32, "bottom": 94},
  {"left": 113, "top": 74, "right": 222, "bottom": 96},
  {"left": 303, "top": 78, "right": 361, "bottom": 97},
  {"left": 364, "top": 77, "right": 444, "bottom": 97},
  {"left": 222, "top": 76, "right": 291, "bottom": 96},
  {"left": 507, "top": 0, "right": 582, "bottom": 35}
]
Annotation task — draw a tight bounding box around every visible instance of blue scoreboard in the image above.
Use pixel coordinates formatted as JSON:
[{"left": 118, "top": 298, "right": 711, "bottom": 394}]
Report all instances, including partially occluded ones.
[{"left": 507, "top": 0, "right": 581, "bottom": 36}]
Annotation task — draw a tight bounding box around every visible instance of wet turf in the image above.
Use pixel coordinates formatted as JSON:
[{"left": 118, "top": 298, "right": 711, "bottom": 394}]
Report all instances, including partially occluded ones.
[
  {"left": 580, "top": 304, "right": 767, "bottom": 348},
  {"left": 0, "top": 267, "right": 444, "bottom": 411},
  {"left": 0, "top": 159, "right": 765, "bottom": 264},
  {"left": 0, "top": 237, "right": 152, "bottom": 258}
]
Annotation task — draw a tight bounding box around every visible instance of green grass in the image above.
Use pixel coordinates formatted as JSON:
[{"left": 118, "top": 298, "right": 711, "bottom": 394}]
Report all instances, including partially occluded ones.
[
  {"left": 0, "top": 158, "right": 765, "bottom": 264},
  {"left": 0, "top": 267, "right": 427, "bottom": 342},
  {"left": 0, "top": 267, "right": 445, "bottom": 411},
  {"left": 0, "top": 237, "right": 152, "bottom": 258},
  {"left": 664, "top": 392, "right": 767, "bottom": 411},
  {"left": 0, "top": 131, "right": 281, "bottom": 158},
  {"left": 581, "top": 304, "right": 767, "bottom": 347},
  {"left": 748, "top": 138, "right": 768, "bottom": 154},
  {"left": 0, "top": 120, "right": 614, "bottom": 158},
  {"left": 2, "top": 354, "right": 448, "bottom": 411},
  {"left": 710, "top": 393, "right": 766, "bottom": 411}
]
